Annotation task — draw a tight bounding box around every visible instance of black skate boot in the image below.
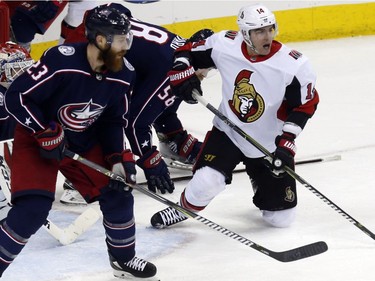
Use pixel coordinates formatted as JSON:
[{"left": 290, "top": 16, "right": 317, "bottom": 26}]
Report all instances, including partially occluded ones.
[
  {"left": 109, "top": 253, "right": 158, "bottom": 280},
  {"left": 151, "top": 207, "right": 188, "bottom": 229}
]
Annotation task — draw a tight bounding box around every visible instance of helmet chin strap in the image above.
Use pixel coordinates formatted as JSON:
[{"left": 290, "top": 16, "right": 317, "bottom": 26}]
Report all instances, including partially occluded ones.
[
  {"left": 242, "top": 30, "right": 260, "bottom": 55},
  {"left": 245, "top": 38, "right": 260, "bottom": 55}
]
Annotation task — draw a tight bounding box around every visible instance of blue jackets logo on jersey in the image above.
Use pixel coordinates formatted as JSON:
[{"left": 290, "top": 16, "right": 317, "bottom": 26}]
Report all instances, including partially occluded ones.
[
  {"left": 58, "top": 45, "right": 75, "bottom": 56},
  {"left": 228, "top": 70, "right": 265, "bottom": 123},
  {"left": 58, "top": 100, "right": 104, "bottom": 131}
]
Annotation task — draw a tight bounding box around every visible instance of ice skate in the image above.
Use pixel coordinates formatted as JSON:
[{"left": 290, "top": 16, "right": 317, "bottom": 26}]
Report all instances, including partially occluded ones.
[
  {"left": 109, "top": 253, "right": 159, "bottom": 280},
  {"left": 151, "top": 206, "right": 187, "bottom": 229},
  {"left": 59, "top": 180, "right": 87, "bottom": 206}
]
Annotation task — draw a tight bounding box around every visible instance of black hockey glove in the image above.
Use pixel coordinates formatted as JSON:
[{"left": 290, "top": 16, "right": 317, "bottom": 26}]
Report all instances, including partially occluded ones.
[
  {"left": 106, "top": 150, "right": 137, "bottom": 193},
  {"left": 268, "top": 132, "right": 296, "bottom": 176},
  {"left": 168, "top": 59, "right": 202, "bottom": 104},
  {"left": 33, "top": 122, "right": 65, "bottom": 161},
  {"left": 136, "top": 146, "right": 175, "bottom": 194}
]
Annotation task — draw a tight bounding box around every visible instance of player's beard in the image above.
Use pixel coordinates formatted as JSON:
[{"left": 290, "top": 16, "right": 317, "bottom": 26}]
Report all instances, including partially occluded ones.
[{"left": 101, "top": 48, "right": 126, "bottom": 72}]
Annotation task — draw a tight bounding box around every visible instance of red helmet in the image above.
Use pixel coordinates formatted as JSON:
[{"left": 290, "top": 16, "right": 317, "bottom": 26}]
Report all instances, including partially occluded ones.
[{"left": 0, "top": 41, "right": 34, "bottom": 83}]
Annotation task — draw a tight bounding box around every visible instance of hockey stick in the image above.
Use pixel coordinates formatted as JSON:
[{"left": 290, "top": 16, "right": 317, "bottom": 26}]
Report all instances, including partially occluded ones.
[
  {"left": 192, "top": 91, "right": 375, "bottom": 241},
  {"left": 0, "top": 142, "right": 100, "bottom": 245},
  {"left": 165, "top": 154, "right": 342, "bottom": 175},
  {"left": 41, "top": 207, "right": 101, "bottom": 245},
  {"left": 64, "top": 148, "right": 327, "bottom": 262}
]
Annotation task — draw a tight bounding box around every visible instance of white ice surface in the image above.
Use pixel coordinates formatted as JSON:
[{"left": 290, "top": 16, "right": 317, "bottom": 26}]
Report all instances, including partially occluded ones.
[{"left": 2, "top": 35, "right": 375, "bottom": 281}]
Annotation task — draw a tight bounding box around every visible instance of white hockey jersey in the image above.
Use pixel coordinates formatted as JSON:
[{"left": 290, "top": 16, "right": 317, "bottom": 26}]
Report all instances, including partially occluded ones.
[{"left": 189, "top": 30, "right": 319, "bottom": 158}]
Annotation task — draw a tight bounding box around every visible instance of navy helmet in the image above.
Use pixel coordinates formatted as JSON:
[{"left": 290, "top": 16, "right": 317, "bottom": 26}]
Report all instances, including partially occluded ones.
[{"left": 85, "top": 5, "right": 131, "bottom": 45}]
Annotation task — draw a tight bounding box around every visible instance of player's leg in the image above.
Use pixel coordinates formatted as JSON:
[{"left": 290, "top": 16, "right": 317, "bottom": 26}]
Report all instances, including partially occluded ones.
[
  {"left": 151, "top": 127, "right": 242, "bottom": 228},
  {"left": 60, "top": 145, "right": 158, "bottom": 279},
  {"left": 0, "top": 126, "right": 55, "bottom": 277},
  {"left": 245, "top": 157, "right": 297, "bottom": 228},
  {"left": 99, "top": 188, "right": 157, "bottom": 279}
]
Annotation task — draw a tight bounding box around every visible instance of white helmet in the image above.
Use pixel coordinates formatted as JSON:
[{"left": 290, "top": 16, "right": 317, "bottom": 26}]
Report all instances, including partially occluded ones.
[{"left": 237, "top": 4, "right": 277, "bottom": 48}]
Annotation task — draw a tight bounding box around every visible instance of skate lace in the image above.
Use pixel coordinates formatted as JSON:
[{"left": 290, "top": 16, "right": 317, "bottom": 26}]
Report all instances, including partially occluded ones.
[
  {"left": 159, "top": 207, "right": 186, "bottom": 225},
  {"left": 125, "top": 257, "right": 147, "bottom": 271}
]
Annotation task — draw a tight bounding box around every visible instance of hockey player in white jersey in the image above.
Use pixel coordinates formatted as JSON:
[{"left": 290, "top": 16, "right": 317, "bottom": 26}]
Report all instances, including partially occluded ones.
[{"left": 151, "top": 4, "right": 319, "bottom": 229}]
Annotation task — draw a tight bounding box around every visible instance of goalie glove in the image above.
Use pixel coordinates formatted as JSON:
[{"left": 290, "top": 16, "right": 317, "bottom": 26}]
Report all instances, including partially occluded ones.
[
  {"left": 168, "top": 56, "right": 202, "bottom": 104},
  {"left": 106, "top": 150, "right": 136, "bottom": 192}
]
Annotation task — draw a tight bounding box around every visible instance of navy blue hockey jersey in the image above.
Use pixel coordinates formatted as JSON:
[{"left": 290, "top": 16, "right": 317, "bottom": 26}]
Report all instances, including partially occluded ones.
[{"left": 5, "top": 43, "right": 135, "bottom": 155}]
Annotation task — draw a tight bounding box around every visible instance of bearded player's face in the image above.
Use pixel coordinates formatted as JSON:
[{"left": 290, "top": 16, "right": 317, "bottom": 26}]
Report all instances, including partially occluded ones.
[
  {"left": 102, "top": 34, "right": 132, "bottom": 72},
  {"left": 102, "top": 47, "right": 126, "bottom": 72}
]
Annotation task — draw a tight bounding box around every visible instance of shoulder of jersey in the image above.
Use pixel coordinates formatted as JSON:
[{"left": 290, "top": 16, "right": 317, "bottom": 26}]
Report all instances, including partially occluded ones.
[
  {"left": 280, "top": 44, "right": 308, "bottom": 64},
  {"left": 43, "top": 44, "right": 80, "bottom": 58},
  {"left": 41, "top": 44, "right": 86, "bottom": 70},
  {"left": 223, "top": 30, "right": 239, "bottom": 40}
]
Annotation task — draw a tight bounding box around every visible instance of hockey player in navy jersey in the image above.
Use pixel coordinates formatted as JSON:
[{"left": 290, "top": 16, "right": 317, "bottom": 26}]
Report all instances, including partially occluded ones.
[
  {"left": 151, "top": 4, "right": 319, "bottom": 230},
  {"left": 61, "top": 3, "right": 206, "bottom": 202},
  {"left": 0, "top": 6, "right": 158, "bottom": 279}
]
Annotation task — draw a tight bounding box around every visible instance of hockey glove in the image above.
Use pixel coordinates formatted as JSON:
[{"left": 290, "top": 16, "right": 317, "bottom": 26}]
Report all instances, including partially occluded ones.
[
  {"left": 136, "top": 146, "right": 175, "bottom": 194},
  {"left": 106, "top": 150, "right": 137, "bottom": 192},
  {"left": 33, "top": 122, "right": 65, "bottom": 161},
  {"left": 168, "top": 58, "right": 202, "bottom": 104},
  {"left": 268, "top": 132, "right": 296, "bottom": 176},
  {"left": 167, "top": 130, "right": 202, "bottom": 164}
]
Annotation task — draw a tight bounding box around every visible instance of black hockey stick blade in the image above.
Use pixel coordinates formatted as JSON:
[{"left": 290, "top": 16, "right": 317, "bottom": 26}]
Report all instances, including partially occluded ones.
[
  {"left": 260, "top": 241, "right": 328, "bottom": 262},
  {"left": 194, "top": 214, "right": 328, "bottom": 262}
]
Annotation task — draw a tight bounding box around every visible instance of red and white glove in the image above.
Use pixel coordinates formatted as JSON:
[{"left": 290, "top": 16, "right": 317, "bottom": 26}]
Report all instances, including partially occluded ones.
[
  {"left": 106, "top": 150, "right": 137, "bottom": 192},
  {"left": 33, "top": 121, "right": 65, "bottom": 161},
  {"left": 168, "top": 58, "right": 202, "bottom": 104}
]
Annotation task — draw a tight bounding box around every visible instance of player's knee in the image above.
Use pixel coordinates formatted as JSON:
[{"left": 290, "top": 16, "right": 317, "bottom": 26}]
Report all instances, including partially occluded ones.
[
  {"left": 7, "top": 195, "right": 53, "bottom": 237},
  {"left": 261, "top": 207, "right": 296, "bottom": 228},
  {"left": 184, "top": 166, "right": 226, "bottom": 206}
]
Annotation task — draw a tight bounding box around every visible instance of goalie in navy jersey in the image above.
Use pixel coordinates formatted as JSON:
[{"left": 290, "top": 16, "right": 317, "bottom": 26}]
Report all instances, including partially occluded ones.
[
  {"left": 0, "top": 6, "right": 158, "bottom": 279},
  {"left": 61, "top": 2, "right": 206, "bottom": 201},
  {"left": 151, "top": 4, "right": 319, "bottom": 230}
]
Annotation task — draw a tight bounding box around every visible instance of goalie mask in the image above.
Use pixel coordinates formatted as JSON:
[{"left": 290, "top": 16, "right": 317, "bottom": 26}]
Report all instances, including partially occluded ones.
[
  {"left": 85, "top": 5, "right": 133, "bottom": 50},
  {"left": 0, "top": 41, "right": 34, "bottom": 84},
  {"left": 237, "top": 4, "right": 277, "bottom": 51}
]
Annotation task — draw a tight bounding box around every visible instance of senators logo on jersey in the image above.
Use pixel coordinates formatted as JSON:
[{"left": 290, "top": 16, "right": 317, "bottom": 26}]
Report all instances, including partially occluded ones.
[
  {"left": 58, "top": 100, "right": 104, "bottom": 132},
  {"left": 228, "top": 70, "right": 265, "bottom": 123}
]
